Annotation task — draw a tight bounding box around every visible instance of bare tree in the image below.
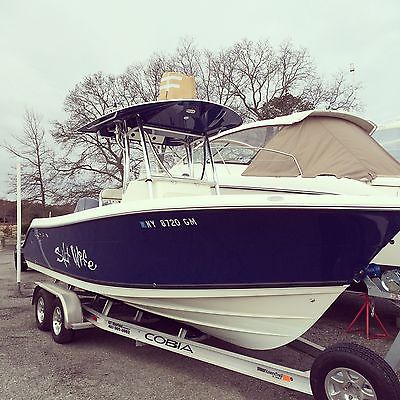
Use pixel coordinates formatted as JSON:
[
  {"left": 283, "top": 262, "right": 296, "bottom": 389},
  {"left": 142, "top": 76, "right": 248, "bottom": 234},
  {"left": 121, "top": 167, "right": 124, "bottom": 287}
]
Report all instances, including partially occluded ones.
[
  {"left": 165, "top": 38, "right": 361, "bottom": 120},
  {"left": 50, "top": 71, "right": 144, "bottom": 203},
  {"left": 52, "top": 54, "right": 182, "bottom": 202},
  {"left": 4, "top": 110, "right": 59, "bottom": 213},
  {"left": 49, "top": 38, "right": 362, "bottom": 201},
  {"left": 206, "top": 40, "right": 361, "bottom": 121}
]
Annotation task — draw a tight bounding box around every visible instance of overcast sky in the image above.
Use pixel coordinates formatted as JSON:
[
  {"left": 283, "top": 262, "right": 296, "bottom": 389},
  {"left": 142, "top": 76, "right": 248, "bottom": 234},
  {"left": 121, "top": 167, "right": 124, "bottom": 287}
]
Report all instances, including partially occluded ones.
[{"left": 1, "top": 0, "right": 399, "bottom": 199}]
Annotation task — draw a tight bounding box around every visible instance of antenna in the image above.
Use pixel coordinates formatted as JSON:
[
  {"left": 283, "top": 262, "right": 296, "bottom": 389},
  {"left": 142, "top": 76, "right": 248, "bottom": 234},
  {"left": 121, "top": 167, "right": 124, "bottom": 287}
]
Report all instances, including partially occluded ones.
[{"left": 349, "top": 63, "right": 355, "bottom": 88}]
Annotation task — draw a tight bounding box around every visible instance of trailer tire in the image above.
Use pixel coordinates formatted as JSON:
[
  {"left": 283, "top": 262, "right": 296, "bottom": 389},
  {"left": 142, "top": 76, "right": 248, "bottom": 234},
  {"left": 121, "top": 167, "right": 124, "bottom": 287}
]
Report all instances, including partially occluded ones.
[
  {"left": 51, "top": 298, "right": 74, "bottom": 344},
  {"left": 34, "top": 289, "right": 54, "bottom": 331},
  {"left": 310, "top": 342, "right": 400, "bottom": 400}
]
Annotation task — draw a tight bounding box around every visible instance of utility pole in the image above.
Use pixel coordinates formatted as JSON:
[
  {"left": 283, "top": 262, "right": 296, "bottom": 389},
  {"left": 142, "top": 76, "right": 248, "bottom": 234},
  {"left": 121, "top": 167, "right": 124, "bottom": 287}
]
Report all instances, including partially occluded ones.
[{"left": 16, "top": 163, "right": 22, "bottom": 294}]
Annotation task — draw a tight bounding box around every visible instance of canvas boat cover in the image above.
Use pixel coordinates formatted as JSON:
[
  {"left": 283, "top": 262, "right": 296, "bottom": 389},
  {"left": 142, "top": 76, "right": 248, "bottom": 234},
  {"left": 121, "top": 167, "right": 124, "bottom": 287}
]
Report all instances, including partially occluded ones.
[{"left": 242, "top": 113, "right": 400, "bottom": 180}]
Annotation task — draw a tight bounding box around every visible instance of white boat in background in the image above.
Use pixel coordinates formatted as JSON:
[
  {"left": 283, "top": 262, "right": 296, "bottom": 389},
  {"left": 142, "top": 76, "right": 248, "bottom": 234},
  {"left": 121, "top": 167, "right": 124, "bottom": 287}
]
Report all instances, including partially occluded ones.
[
  {"left": 171, "top": 110, "right": 400, "bottom": 269},
  {"left": 374, "top": 121, "right": 400, "bottom": 161}
]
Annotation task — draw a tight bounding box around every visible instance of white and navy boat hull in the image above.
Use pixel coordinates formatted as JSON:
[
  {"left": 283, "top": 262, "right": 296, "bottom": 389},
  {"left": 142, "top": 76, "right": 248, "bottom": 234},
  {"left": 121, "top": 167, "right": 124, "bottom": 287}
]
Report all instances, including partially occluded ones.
[{"left": 23, "top": 194, "right": 400, "bottom": 349}]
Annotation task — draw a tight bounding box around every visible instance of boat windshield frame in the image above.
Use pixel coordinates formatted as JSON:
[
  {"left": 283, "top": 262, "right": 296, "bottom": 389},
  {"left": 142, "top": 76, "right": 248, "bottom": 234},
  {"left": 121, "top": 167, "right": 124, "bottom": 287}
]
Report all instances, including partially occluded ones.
[
  {"left": 182, "top": 138, "right": 303, "bottom": 177},
  {"left": 214, "top": 139, "right": 303, "bottom": 176}
]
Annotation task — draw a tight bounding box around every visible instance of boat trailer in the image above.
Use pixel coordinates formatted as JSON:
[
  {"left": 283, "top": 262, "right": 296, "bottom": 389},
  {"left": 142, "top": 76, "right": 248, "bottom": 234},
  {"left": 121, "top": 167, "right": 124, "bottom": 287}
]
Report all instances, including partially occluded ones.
[{"left": 32, "top": 281, "right": 400, "bottom": 400}]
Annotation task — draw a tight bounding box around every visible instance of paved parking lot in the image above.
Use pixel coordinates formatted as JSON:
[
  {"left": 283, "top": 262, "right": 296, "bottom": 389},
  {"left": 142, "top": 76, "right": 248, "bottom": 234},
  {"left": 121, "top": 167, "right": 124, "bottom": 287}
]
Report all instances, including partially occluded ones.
[{"left": 1, "top": 246, "right": 399, "bottom": 400}]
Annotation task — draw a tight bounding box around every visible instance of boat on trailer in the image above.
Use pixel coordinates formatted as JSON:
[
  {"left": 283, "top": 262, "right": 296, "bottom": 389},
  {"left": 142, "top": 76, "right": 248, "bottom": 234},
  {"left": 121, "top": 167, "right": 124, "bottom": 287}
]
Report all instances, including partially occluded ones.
[
  {"left": 24, "top": 98, "right": 400, "bottom": 399},
  {"left": 23, "top": 99, "right": 400, "bottom": 350}
]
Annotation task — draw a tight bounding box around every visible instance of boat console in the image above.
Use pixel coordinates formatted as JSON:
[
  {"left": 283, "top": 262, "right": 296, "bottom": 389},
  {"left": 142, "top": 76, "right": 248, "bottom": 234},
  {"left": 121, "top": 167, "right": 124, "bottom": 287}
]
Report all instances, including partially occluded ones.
[{"left": 122, "top": 176, "right": 213, "bottom": 202}]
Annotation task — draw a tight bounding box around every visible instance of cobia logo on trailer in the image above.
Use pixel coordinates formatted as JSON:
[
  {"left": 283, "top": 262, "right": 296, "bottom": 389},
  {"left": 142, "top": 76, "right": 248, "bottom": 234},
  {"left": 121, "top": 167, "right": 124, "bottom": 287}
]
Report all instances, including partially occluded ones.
[
  {"left": 144, "top": 333, "right": 193, "bottom": 353},
  {"left": 54, "top": 242, "right": 98, "bottom": 271}
]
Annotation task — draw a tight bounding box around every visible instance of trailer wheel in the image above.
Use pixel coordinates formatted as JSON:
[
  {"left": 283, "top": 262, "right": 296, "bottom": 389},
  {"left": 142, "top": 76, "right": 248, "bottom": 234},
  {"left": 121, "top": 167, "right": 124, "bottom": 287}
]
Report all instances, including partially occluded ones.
[
  {"left": 310, "top": 342, "right": 400, "bottom": 400},
  {"left": 34, "top": 289, "right": 54, "bottom": 331},
  {"left": 51, "top": 298, "right": 74, "bottom": 344}
]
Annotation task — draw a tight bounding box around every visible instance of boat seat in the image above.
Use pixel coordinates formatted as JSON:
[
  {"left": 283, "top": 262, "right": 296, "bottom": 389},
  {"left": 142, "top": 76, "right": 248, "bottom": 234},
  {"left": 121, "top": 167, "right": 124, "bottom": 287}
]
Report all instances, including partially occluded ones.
[
  {"left": 99, "top": 188, "right": 123, "bottom": 206},
  {"left": 122, "top": 177, "right": 213, "bottom": 202}
]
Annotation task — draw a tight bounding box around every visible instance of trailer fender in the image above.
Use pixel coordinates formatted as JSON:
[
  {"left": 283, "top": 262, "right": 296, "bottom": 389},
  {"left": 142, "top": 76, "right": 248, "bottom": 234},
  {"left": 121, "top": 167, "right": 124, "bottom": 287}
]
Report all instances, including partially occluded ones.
[{"left": 33, "top": 282, "right": 83, "bottom": 328}]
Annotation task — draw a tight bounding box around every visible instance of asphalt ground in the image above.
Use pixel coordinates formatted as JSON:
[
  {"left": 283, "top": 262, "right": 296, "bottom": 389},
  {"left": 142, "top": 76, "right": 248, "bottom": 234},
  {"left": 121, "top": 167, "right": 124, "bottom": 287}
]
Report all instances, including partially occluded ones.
[{"left": 1, "top": 246, "right": 400, "bottom": 400}]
